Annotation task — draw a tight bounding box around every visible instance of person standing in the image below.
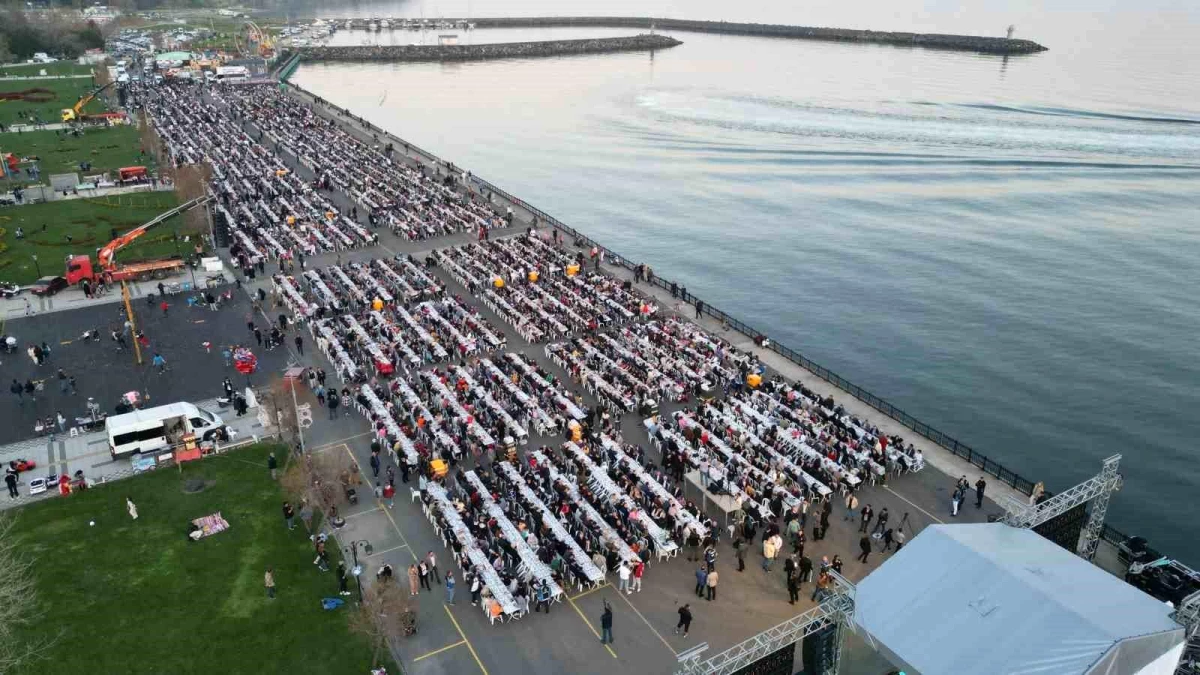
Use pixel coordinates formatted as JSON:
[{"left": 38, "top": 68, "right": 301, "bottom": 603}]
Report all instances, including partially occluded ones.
[
  {"left": 282, "top": 501, "right": 295, "bottom": 530},
  {"left": 408, "top": 564, "right": 420, "bottom": 597},
  {"left": 762, "top": 535, "right": 777, "bottom": 572},
  {"left": 535, "top": 581, "right": 551, "bottom": 613},
  {"left": 799, "top": 554, "right": 814, "bottom": 584},
  {"left": 703, "top": 544, "right": 717, "bottom": 572},
  {"left": 5, "top": 470, "right": 17, "bottom": 499},
  {"left": 975, "top": 477, "right": 987, "bottom": 508},
  {"left": 859, "top": 504, "right": 873, "bottom": 533},
  {"left": 337, "top": 562, "right": 351, "bottom": 596},
  {"left": 706, "top": 569, "right": 719, "bottom": 601},
  {"left": 787, "top": 572, "right": 800, "bottom": 605},
  {"left": 631, "top": 560, "right": 644, "bottom": 593},
  {"left": 126, "top": 497, "right": 139, "bottom": 520},
  {"left": 152, "top": 353, "right": 168, "bottom": 374},
  {"left": 733, "top": 537, "right": 747, "bottom": 572},
  {"left": 883, "top": 528, "right": 896, "bottom": 552},
  {"left": 268, "top": 452, "right": 278, "bottom": 480},
  {"left": 10, "top": 379, "right": 22, "bottom": 407},
  {"left": 873, "top": 507, "right": 890, "bottom": 535},
  {"left": 327, "top": 389, "right": 340, "bottom": 420},
  {"left": 618, "top": 561, "right": 631, "bottom": 593},
  {"left": 894, "top": 529, "right": 907, "bottom": 551},
  {"left": 369, "top": 449, "right": 381, "bottom": 478},
  {"left": 675, "top": 604, "right": 692, "bottom": 637},
  {"left": 694, "top": 566, "right": 707, "bottom": 597},
  {"left": 294, "top": 334, "right": 304, "bottom": 355},
  {"left": 383, "top": 482, "right": 396, "bottom": 508},
  {"left": 427, "top": 551, "right": 441, "bottom": 585},
  {"left": 444, "top": 571, "right": 456, "bottom": 605},
  {"left": 857, "top": 535, "right": 872, "bottom": 564},
  {"left": 600, "top": 600, "right": 614, "bottom": 645},
  {"left": 951, "top": 485, "right": 962, "bottom": 516},
  {"left": 470, "top": 573, "right": 482, "bottom": 606},
  {"left": 418, "top": 560, "right": 431, "bottom": 591},
  {"left": 265, "top": 567, "right": 276, "bottom": 599}
]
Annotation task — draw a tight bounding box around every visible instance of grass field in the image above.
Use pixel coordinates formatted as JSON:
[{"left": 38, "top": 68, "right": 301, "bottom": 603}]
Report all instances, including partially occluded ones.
[
  {"left": 0, "top": 192, "right": 198, "bottom": 285},
  {"left": 0, "top": 77, "right": 107, "bottom": 127},
  {"left": 1, "top": 125, "right": 150, "bottom": 181},
  {"left": 0, "top": 61, "right": 96, "bottom": 77},
  {"left": 6, "top": 443, "right": 379, "bottom": 675}
]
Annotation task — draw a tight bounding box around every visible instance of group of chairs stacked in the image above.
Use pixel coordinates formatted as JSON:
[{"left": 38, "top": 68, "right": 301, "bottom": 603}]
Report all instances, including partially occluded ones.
[
  {"left": 141, "top": 84, "right": 377, "bottom": 272},
  {"left": 544, "top": 317, "right": 746, "bottom": 416},
  {"left": 435, "top": 234, "right": 648, "bottom": 344},
  {"left": 222, "top": 85, "right": 507, "bottom": 241}
]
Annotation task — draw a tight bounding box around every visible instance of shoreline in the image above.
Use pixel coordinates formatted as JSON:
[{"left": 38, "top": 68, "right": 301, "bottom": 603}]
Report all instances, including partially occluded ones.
[{"left": 319, "top": 16, "right": 1048, "bottom": 55}]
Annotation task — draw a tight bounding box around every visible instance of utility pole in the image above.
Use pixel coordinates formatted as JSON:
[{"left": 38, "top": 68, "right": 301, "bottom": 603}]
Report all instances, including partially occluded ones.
[{"left": 122, "top": 281, "right": 143, "bottom": 365}]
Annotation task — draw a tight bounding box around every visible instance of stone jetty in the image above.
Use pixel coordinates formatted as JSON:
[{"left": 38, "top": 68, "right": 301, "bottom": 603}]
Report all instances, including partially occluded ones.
[{"left": 297, "top": 34, "right": 683, "bottom": 63}]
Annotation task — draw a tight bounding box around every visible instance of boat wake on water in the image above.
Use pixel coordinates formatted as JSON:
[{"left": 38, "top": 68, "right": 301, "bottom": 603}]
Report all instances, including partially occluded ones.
[{"left": 631, "top": 89, "right": 1200, "bottom": 167}]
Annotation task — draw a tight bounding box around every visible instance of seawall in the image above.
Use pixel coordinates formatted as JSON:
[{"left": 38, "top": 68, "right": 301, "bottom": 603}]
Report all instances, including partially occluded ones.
[
  {"left": 297, "top": 34, "right": 682, "bottom": 63},
  {"left": 331, "top": 17, "right": 1047, "bottom": 55}
]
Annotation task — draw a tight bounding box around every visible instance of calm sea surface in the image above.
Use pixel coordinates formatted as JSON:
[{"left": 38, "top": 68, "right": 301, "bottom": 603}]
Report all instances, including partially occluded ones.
[{"left": 288, "top": 0, "right": 1200, "bottom": 562}]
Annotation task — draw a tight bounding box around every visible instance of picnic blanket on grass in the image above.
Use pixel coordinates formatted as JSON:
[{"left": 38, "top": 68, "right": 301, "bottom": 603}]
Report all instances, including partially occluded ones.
[{"left": 191, "top": 512, "right": 230, "bottom": 538}]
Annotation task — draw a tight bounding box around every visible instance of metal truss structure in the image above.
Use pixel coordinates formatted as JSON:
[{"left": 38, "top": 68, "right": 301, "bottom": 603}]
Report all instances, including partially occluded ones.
[
  {"left": 1001, "top": 454, "right": 1122, "bottom": 561},
  {"left": 1175, "top": 591, "right": 1200, "bottom": 675},
  {"left": 676, "top": 572, "right": 857, "bottom": 675}
]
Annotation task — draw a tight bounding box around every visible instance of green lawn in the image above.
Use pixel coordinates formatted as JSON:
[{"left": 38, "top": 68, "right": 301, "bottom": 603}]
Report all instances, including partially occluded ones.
[
  {"left": 1, "top": 125, "right": 151, "bottom": 182},
  {"left": 0, "top": 77, "right": 106, "bottom": 127},
  {"left": 6, "top": 443, "right": 378, "bottom": 675},
  {"left": 0, "top": 61, "right": 96, "bottom": 77},
  {"left": 0, "top": 192, "right": 197, "bottom": 285}
]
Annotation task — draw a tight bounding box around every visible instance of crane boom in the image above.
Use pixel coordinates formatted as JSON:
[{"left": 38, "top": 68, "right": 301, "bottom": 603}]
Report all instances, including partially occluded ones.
[
  {"left": 97, "top": 195, "right": 214, "bottom": 269},
  {"left": 74, "top": 81, "right": 114, "bottom": 117}
]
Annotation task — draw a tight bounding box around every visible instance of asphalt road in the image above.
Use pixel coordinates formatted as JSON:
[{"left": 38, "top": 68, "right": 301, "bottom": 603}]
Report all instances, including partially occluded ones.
[{"left": 0, "top": 288, "right": 292, "bottom": 445}]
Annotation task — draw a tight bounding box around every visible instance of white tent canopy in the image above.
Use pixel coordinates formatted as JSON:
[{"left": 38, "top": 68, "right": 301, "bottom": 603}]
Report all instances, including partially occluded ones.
[{"left": 854, "top": 523, "right": 1185, "bottom": 675}]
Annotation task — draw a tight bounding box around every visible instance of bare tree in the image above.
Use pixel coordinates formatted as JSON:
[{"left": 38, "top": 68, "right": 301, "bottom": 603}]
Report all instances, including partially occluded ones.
[
  {"left": 0, "top": 514, "right": 54, "bottom": 672},
  {"left": 347, "top": 582, "right": 415, "bottom": 667}
]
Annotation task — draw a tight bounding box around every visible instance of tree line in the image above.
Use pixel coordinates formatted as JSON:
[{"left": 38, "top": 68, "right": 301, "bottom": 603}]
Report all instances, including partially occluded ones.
[{"left": 0, "top": 10, "right": 105, "bottom": 62}]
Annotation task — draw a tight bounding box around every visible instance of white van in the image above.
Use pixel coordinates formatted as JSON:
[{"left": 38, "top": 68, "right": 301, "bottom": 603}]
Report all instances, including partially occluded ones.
[{"left": 106, "top": 402, "right": 226, "bottom": 459}]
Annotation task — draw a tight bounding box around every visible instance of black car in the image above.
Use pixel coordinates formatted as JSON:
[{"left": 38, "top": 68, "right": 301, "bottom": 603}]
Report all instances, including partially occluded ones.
[{"left": 29, "top": 276, "right": 68, "bottom": 297}]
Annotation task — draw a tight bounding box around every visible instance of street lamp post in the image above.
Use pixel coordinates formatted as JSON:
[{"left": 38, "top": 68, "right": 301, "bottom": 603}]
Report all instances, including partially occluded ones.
[
  {"left": 346, "top": 540, "right": 372, "bottom": 604},
  {"left": 31, "top": 254, "right": 39, "bottom": 277}
]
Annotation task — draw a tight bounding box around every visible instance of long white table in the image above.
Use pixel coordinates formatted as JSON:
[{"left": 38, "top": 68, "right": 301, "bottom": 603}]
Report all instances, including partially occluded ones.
[{"left": 463, "top": 471, "right": 564, "bottom": 600}]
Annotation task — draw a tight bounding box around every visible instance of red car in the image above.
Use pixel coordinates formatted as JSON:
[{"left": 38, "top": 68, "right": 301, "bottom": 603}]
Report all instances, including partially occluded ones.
[{"left": 29, "top": 275, "right": 68, "bottom": 297}]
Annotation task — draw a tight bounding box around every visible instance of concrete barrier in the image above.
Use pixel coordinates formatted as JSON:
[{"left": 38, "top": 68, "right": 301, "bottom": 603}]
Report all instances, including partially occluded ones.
[{"left": 298, "top": 34, "right": 683, "bottom": 63}]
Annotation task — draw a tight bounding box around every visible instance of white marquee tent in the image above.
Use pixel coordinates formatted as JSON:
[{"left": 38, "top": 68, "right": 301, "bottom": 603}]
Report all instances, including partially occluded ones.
[{"left": 854, "top": 523, "right": 1185, "bottom": 675}]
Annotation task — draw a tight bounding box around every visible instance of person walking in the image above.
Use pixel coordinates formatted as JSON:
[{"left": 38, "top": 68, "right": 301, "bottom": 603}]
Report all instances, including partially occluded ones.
[
  {"left": 675, "top": 604, "right": 692, "bottom": 637},
  {"left": 733, "top": 537, "right": 747, "bottom": 572},
  {"left": 883, "top": 528, "right": 896, "bottom": 552},
  {"left": 56, "top": 411, "right": 67, "bottom": 433},
  {"left": 694, "top": 566, "right": 707, "bottom": 597},
  {"left": 337, "top": 561, "right": 351, "bottom": 596},
  {"left": 444, "top": 571, "right": 456, "bottom": 605},
  {"left": 408, "top": 564, "right": 420, "bottom": 597},
  {"left": 383, "top": 482, "right": 396, "bottom": 508},
  {"left": 369, "top": 449, "right": 381, "bottom": 478},
  {"left": 799, "top": 554, "right": 814, "bottom": 584},
  {"left": 703, "top": 544, "right": 717, "bottom": 572},
  {"left": 761, "top": 535, "right": 778, "bottom": 572},
  {"left": 599, "top": 599, "right": 614, "bottom": 645},
  {"left": 294, "top": 334, "right": 304, "bottom": 355},
  {"left": 327, "top": 389, "right": 339, "bottom": 420},
  {"left": 160, "top": 300, "right": 169, "bottom": 317},
  {"left": 126, "top": 497, "right": 138, "bottom": 520},
  {"left": 265, "top": 567, "right": 276, "bottom": 599},
  {"left": 859, "top": 504, "right": 873, "bottom": 533},
  {"left": 975, "top": 476, "right": 987, "bottom": 508},
  {"left": 268, "top": 452, "right": 278, "bottom": 480},
  {"left": 10, "top": 379, "right": 22, "bottom": 407},
  {"left": 535, "top": 581, "right": 551, "bottom": 613},
  {"left": 811, "top": 571, "right": 832, "bottom": 603},
  {"left": 152, "top": 353, "right": 168, "bottom": 374},
  {"left": 706, "top": 569, "right": 719, "bottom": 601},
  {"left": 427, "top": 551, "right": 441, "bottom": 584},
  {"left": 951, "top": 485, "right": 962, "bottom": 516},
  {"left": 894, "top": 528, "right": 906, "bottom": 551},
  {"left": 787, "top": 572, "right": 800, "bottom": 605},
  {"left": 282, "top": 501, "right": 295, "bottom": 530},
  {"left": 631, "top": 560, "right": 644, "bottom": 593},
  {"left": 857, "top": 535, "right": 872, "bottom": 564}
]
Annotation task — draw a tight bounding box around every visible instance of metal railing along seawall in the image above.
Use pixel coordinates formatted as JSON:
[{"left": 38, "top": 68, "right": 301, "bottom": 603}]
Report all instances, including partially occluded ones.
[{"left": 280, "top": 79, "right": 1139, "bottom": 549}]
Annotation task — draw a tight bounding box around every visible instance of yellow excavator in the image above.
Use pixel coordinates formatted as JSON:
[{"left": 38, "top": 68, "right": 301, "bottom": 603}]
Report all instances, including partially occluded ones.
[{"left": 61, "top": 82, "right": 114, "bottom": 123}]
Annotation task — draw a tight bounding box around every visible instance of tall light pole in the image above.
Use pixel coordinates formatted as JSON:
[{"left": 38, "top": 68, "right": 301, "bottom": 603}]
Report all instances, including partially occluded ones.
[
  {"left": 31, "top": 254, "right": 40, "bottom": 277},
  {"left": 345, "top": 539, "right": 372, "bottom": 604}
]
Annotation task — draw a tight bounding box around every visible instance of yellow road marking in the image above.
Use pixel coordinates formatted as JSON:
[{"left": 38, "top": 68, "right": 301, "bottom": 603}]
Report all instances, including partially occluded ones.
[
  {"left": 566, "top": 595, "right": 618, "bottom": 659},
  {"left": 443, "top": 605, "right": 489, "bottom": 675},
  {"left": 615, "top": 589, "right": 676, "bottom": 656},
  {"left": 570, "top": 583, "right": 610, "bottom": 601},
  {"left": 342, "top": 446, "right": 419, "bottom": 563},
  {"left": 413, "top": 640, "right": 466, "bottom": 662}
]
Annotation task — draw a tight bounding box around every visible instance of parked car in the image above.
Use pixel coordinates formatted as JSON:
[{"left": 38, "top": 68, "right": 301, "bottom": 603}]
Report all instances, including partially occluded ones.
[
  {"left": 29, "top": 276, "right": 68, "bottom": 297},
  {"left": 0, "top": 281, "right": 19, "bottom": 298}
]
